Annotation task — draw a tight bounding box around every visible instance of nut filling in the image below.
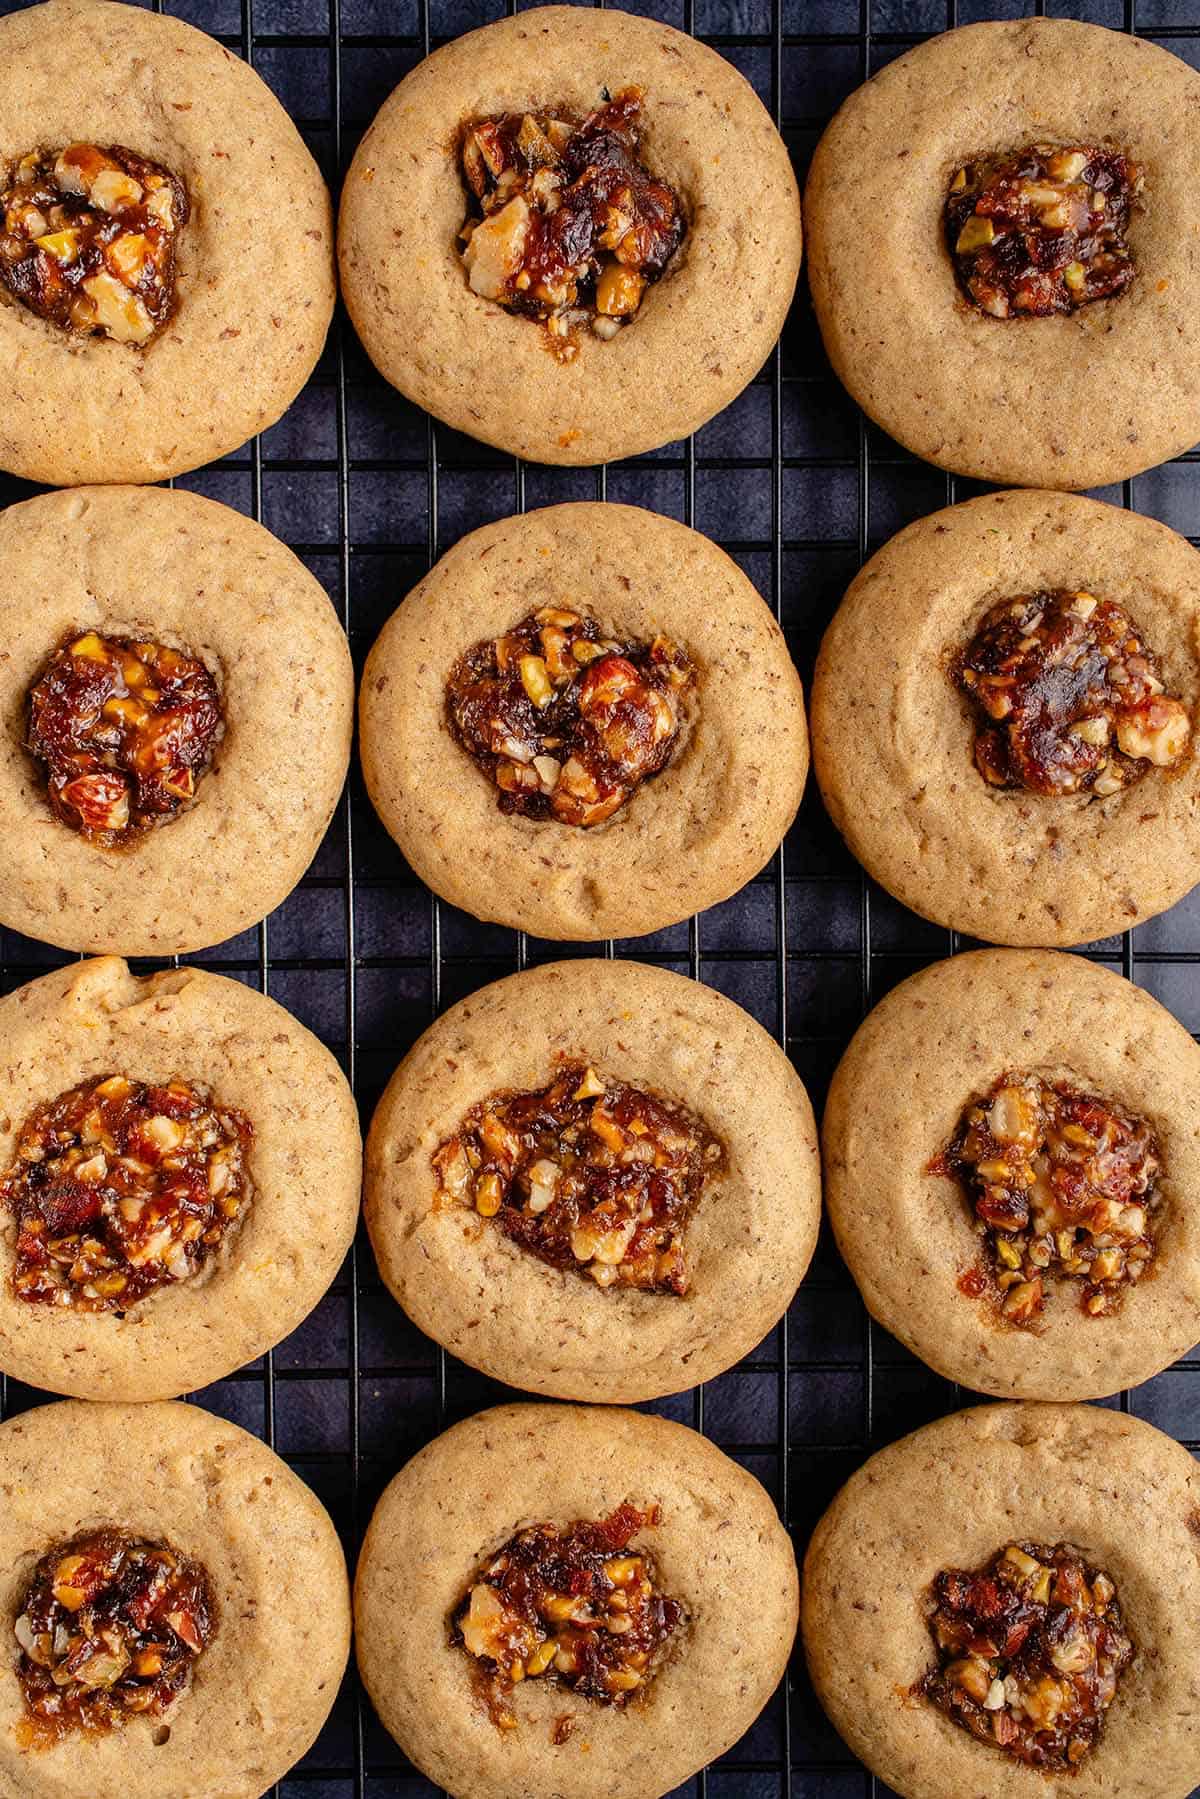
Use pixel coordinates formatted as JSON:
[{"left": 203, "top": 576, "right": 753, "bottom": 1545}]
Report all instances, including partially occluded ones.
[
  {"left": 919, "top": 1541, "right": 1133, "bottom": 1771},
  {"left": 937, "top": 1073, "right": 1161, "bottom": 1324},
  {"left": 953, "top": 590, "right": 1190, "bottom": 797},
  {"left": 459, "top": 87, "right": 685, "bottom": 351},
  {"left": 14, "top": 1528, "right": 214, "bottom": 1744},
  {"left": 445, "top": 607, "right": 695, "bottom": 827},
  {"left": 27, "top": 630, "right": 223, "bottom": 844},
  {"left": 432, "top": 1063, "right": 723, "bottom": 1293},
  {"left": 452, "top": 1503, "right": 683, "bottom": 1730},
  {"left": 2, "top": 1074, "right": 253, "bottom": 1312},
  {"left": 0, "top": 144, "right": 188, "bottom": 345},
  {"left": 946, "top": 144, "right": 1140, "bottom": 319}
]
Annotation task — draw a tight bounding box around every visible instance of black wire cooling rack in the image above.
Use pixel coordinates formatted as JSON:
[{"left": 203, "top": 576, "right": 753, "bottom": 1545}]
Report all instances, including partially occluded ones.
[{"left": 2, "top": 0, "right": 1199, "bottom": 1794}]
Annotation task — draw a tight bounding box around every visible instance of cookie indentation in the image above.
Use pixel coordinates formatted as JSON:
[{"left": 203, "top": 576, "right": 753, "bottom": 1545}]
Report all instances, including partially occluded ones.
[
  {"left": 14, "top": 1528, "right": 214, "bottom": 1744},
  {"left": 458, "top": 88, "right": 685, "bottom": 354},
  {"left": 934, "top": 1072, "right": 1161, "bottom": 1323},
  {"left": 946, "top": 144, "right": 1140, "bottom": 319},
  {"left": 0, "top": 144, "right": 188, "bottom": 344},
  {"left": 953, "top": 589, "right": 1190, "bottom": 797},
  {"left": 28, "top": 630, "right": 223, "bottom": 845},
  {"left": 919, "top": 1540, "right": 1132, "bottom": 1770},
  {"left": 445, "top": 606, "right": 695, "bottom": 826},
  {"left": 452, "top": 1503, "right": 683, "bottom": 1728},
  {"left": 2, "top": 1074, "right": 253, "bottom": 1312},
  {"left": 432, "top": 1062, "right": 722, "bottom": 1292}
]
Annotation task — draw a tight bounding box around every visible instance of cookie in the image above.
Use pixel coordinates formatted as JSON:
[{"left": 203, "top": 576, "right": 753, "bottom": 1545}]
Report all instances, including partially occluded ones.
[
  {"left": 0, "top": 0, "right": 334, "bottom": 486},
  {"left": 811, "top": 489, "right": 1200, "bottom": 946},
  {"left": 364, "top": 957, "right": 819, "bottom": 1401},
  {"left": 338, "top": 6, "right": 800, "bottom": 466},
  {"left": 0, "top": 956, "right": 360, "bottom": 1402},
  {"left": 356, "top": 1401, "right": 797, "bottom": 1799},
  {"left": 805, "top": 18, "right": 1200, "bottom": 490},
  {"left": 360, "top": 502, "right": 807, "bottom": 941},
  {"left": 823, "top": 948, "right": 1200, "bottom": 1401},
  {"left": 802, "top": 1402, "right": 1200, "bottom": 1799},
  {"left": 0, "top": 484, "right": 353, "bottom": 958},
  {"left": 0, "top": 1396, "right": 350, "bottom": 1798}
]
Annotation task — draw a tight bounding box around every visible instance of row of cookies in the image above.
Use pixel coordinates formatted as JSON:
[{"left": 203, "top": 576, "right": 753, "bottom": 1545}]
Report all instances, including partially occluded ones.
[
  {"left": 11, "top": 480, "right": 1200, "bottom": 959},
  {"left": 5, "top": 1388, "right": 1196, "bottom": 1799},
  {"left": 2, "top": 940, "right": 1195, "bottom": 1414},
  {"left": 343, "top": 8, "right": 1200, "bottom": 496},
  {"left": 11, "top": 5, "right": 1198, "bottom": 501}
]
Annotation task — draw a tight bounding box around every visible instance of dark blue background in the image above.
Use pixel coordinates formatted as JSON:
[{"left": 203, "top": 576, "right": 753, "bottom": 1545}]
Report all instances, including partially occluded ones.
[{"left": 1, "top": 0, "right": 1197, "bottom": 1795}]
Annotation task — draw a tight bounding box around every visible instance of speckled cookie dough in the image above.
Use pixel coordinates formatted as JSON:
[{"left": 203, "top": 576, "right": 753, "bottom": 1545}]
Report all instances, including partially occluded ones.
[
  {"left": 0, "top": 485, "right": 353, "bottom": 958},
  {"left": 338, "top": 6, "right": 801, "bottom": 465},
  {"left": 0, "top": 0, "right": 334, "bottom": 486},
  {"left": 0, "top": 1397, "right": 350, "bottom": 1799},
  {"left": 805, "top": 18, "right": 1200, "bottom": 490},
  {"left": 823, "top": 949, "right": 1200, "bottom": 1401},
  {"left": 356, "top": 1402, "right": 797, "bottom": 1799},
  {"left": 359, "top": 502, "right": 807, "bottom": 941},
  {"left": 803, "top": 1402, "right": 1200, "bottom": 1799},
  {"left": 364, "top": 958, "right": 820, "bottom": 1401},
  {"left": 0, "top": 957, "right": 361, "bottom": 1402},
  {"left": 811, "top": 489, "right": 1200, "bottom": 946}
]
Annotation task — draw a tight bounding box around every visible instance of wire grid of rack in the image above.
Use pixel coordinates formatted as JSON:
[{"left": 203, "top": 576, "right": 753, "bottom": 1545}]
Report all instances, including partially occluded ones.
[{"left": 0, "top": 0, "right": 1198, "bottom": 1794}]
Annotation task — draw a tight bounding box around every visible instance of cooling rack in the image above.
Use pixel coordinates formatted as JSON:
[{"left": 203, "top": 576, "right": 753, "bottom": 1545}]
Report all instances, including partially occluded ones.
[{"left": 0, "top": 0, "right": 1198, "bottom": 1793}]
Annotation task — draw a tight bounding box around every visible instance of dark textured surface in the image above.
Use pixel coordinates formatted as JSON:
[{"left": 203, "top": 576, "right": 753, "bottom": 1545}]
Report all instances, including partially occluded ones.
[{"left": 0, "top": 0, "right": 1198, "bottom": 1795}]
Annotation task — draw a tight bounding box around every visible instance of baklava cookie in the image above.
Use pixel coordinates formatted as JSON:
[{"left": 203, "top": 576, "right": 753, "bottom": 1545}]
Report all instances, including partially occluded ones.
[
  {"left": 812, "top": 490, "right": 1200, "bottom": 946},
  {"left": 339, "top": 6, "right": 800, "bottom": 464},
  {"left": 360, "top": 502, "right": 806, "bottom": 941},
  {"left": 823, "top": 949, "right": 1200, "bottom": 1400},
  {"left": 0, "top": 957, "right": 360, "bottom": 1401},
  {"left": 0, "top": 1398, "right": 350, "bottom": 1797},
  {"left": 806, "top": 18, "right": 1200, "bottom": 489},
  {"left": 357, "top": 1403, "right": 797, "bottom": 1799},
  {"left": 0, "top": 0, "right": 334, "bottom": 484},
  {"left": 803, "top": 1403, "right": 1200, "bottom": 1799},
  {"left": 364, "top": 957, "right": 819, "bottom": 1400},
  {"left": 0, "top": 485, "right": 353, "bottom": 957}
]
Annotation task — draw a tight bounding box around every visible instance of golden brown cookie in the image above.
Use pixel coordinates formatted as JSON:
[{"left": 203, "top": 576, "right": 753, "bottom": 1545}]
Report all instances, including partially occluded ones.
[
  {"left": 823, "top": 949, "right": 1200, "bottom": 1401},
  {"left": 359, "top": 502, "right": 807, "bottom": 941},
  {"left": 338, "top": 7, "right": 800, "bottom": 465},
  {"left": 356, "top": 1402, "right": 797, "bottom": 1799},
  {"left": 0, "top": 956, "right": 360, "bottom": 1402},
  {"left": 0, "top": 484, "right": 353, "bottom": 958},
  {"left": 0, "top": 1397, "right": 350, "bottom": 1798},
  {"left": 811, "top": 489, "right": 1200, "bottom": 946},
  {"left": 802, "top": 1402, "right": 1200, "bottom": 1799},
  {"left": 364, "top": 957, "right": 819, "bottom": 1401},
  {"left": 0, "top": 0, "right": 334, "bottom": 486},
  {"left": 805, "top": 18, "right": 1200, "bottom": 490}
]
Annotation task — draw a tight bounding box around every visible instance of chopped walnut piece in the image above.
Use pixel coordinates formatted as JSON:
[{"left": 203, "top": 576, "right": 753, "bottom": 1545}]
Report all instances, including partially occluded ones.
[
  {"left": 919, "top": 1541, "right": 1132, "bottom": 1770},
  {"left": 27, "top": 630, "right": 222, "bottom": 847},
  {"left": 446, "top": 606, "right": 694, "bottom": 827},
  {"left": 2, "top": 1073, "right": 253, "bottom": 1312},
  {"left": 452, "top": 1503, "right": 683, "bottom": 1730},
  {"left": 953, "top": 589, "right": 1190, "bottom": 797},
  {"left": 945, "top": 143, "right": 1140, "bottom": 319},
  {"left": 15, "top": 1528, "right": 214, "bottom": 1744},
  {"left": 0, "top": 144, "right": 188, "bottom": 343},
  {"left": 936, "top": 1071, "right": 1161, "bottom": 1323},
  {"left": 458, "top": 87, "right": 685, "bottom": 352},
  {"left": 432, "top": 1062, "right": 722, "bottom": 1294}
]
